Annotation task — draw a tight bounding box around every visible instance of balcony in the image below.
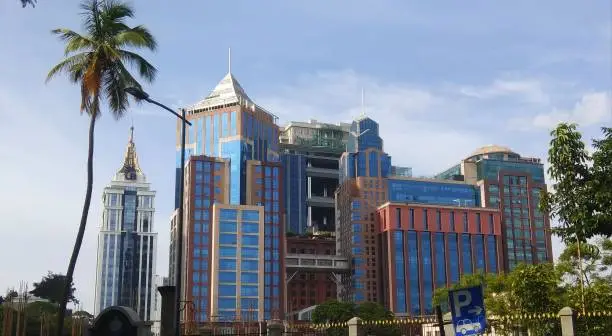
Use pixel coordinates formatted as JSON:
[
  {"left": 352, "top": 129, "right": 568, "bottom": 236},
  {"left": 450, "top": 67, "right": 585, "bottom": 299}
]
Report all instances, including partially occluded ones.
[
  {"left": 307, "top": 196, "right": 334, "bottom": 208},
  {"left": 285, "top": 254, "right": 350, "bottom": 272},
  {"left": 306, "top": 166, "right": 339, "bottom": 178}
]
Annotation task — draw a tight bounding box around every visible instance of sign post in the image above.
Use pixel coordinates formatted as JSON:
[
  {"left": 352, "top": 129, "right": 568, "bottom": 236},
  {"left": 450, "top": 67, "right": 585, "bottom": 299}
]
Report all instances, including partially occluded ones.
[{"left": 448, "top": 285, "right": 487, "bottom": 335}]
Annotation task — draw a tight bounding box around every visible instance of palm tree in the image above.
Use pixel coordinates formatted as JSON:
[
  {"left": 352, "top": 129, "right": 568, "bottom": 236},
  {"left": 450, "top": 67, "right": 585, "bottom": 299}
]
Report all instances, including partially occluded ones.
[
  {"left": 46, "top": 1, "right": 157, "bottom": 334},
  {"left": 20, "top": 0, "right": 36, "bottom": 7}
]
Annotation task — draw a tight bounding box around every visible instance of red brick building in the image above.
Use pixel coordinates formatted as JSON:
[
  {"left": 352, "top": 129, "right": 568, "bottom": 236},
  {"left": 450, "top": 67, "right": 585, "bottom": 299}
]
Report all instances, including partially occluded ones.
[{"left": 285, "top": 236, "right": 337, "bottom": 315}]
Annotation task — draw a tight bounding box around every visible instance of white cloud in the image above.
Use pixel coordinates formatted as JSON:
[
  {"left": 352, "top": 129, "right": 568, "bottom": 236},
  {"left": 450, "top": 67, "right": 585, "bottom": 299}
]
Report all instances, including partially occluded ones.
[
  {"left": 528, "top": 91, "right": 612, "bottom": 129},
  {"left": 258, "top": 70, "right": 487, "bottom": 175},
  {"left": 459, "top": 78, "right": 550, "bottom": 104}
]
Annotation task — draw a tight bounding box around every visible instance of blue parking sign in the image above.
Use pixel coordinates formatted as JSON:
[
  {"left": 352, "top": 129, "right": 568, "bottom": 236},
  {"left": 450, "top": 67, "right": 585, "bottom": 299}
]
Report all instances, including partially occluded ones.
[{"left": 449, "top": 285, "right": 487, "bottom": 335}]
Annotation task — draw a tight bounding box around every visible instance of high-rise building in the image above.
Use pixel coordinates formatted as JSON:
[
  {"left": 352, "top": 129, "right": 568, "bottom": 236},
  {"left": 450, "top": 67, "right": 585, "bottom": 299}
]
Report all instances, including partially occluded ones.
[
  {"left": 173, "top": 70, "right": 285, "bottom": 322},
  {"left": 435, "top": 145, "right": 553, "bottom": 271},
  {"left": 378, "top": 177, "right": 502, "bottom": 316},
  {"left": 336, "top": 116, "right": 392, "bottom": 303},
  {"left": 94, "top": 127, "right": 157, "bottom": 321},
  {"left": 280, "top": 119, "right": 351, "bottom": 234}
]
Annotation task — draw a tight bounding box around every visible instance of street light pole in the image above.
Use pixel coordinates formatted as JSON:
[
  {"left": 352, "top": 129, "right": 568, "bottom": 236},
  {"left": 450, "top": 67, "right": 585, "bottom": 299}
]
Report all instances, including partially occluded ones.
[
  {"left": 125, "top": 87, "right": 191, "bottom": 336},
  {"left": 175, "top": 106, "right": 186, "bottom": 336}
]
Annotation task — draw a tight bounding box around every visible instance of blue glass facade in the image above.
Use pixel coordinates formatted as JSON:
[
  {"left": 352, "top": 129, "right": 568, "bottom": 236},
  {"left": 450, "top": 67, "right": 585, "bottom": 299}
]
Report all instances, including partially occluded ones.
[
  {"left": 390, "top": 230, "right": 499, "bottom": 316},
  {"left": 388, "top": 179, "right": 480, "bottom": 207},
  {"left": 175, "top": 109, "right": 279, "bottom": 208},
  {"left": 214, "top": 207, "right": 262, "bottom": 320},
  {"left": 280, "top": 153, "right": 307, "bottom": 234}
]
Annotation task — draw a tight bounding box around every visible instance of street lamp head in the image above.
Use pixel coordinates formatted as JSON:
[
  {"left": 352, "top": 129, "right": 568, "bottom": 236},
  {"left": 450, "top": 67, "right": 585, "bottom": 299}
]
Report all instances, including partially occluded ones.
[{"left": 124, "top": 87, "right": 150, "bottom": 101}]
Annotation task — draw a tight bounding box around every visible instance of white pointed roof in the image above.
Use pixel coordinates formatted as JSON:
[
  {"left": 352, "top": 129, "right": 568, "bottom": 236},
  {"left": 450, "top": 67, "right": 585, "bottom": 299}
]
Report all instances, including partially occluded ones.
[{"left": 190, "top": 72, "right": 254, "bottom": 110}]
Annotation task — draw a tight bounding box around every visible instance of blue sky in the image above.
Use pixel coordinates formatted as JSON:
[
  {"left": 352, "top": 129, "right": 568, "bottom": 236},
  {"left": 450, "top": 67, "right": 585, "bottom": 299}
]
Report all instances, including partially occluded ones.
[{"left": 0, "top": 0, "right": 609, "bottom": 312}]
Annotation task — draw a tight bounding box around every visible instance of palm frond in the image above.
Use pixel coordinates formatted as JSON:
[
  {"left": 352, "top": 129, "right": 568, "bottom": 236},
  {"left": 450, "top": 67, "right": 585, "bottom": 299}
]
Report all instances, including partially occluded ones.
[
  {"left": 102, "top": 60, "right": 140, "bottom": 119},
  {"left": 51, "top": 28, "right": 95, "bottom": 55},
  {"left": 46, "top": 53, "right": 90, "bottom": 83},
  {"left": 20, "top": 0, "right": 36, "bottom": 8},
  {"left": 118, "top": 49, "right": 157, "bottom": 82},
  {"left": 114, "top": 25, "right": 157, "bottom": 51},
  {"left": 99, "top": 0, "right": 135, "bottom": 37},
  {"left": 79, "top": 0, "right": 103, "bottom": 40},
  {"left": 101, "top": 0, "right": 134, "bottom": 21}
]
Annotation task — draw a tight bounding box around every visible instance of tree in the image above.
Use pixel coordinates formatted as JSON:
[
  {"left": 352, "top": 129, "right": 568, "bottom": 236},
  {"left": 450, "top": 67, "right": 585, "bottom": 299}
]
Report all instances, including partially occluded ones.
[
  {"left": 311, "top": 300, "right": 399, "bottom": 336},
  {"left": 46, "top": 1, "right": 157, "bottom": 334},
  {"left": 433, "top": 265, "right": 564, "bottom": 336},
  {"left": 30, "top": 272, "right": 78, "bottom": 305},
  {"left": 541, "top": 123, "right": 612, "bottom": 242},
  {"left": 355, "top": 302, "right": 399, "bottom": 336},
  {"left": 589, "top": 127, "right": 612, "bottom": 237},
  {"left": 557, "top": 238, "right": 612, "bottom": 286}
]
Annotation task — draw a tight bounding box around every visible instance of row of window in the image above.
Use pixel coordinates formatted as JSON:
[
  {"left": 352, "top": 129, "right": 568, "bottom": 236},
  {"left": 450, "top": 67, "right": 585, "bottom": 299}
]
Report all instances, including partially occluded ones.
[
  {"left": 391, "top": 208, "right": 496, "bottom": 233},
  {"left": 392, "top": 231, "right": 497, "bottom": 315}
]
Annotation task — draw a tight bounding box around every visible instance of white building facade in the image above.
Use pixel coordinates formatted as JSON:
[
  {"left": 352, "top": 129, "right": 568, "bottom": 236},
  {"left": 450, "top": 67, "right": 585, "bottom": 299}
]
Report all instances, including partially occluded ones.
[{"left": 94, "top": 127, "right": 158, "bottom": 321}]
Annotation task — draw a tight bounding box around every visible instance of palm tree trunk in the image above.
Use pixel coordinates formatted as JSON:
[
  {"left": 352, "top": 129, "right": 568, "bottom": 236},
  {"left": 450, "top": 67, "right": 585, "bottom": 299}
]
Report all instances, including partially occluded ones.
[{"left": 55, "top": 114, "right": 96, "bottom": 336}]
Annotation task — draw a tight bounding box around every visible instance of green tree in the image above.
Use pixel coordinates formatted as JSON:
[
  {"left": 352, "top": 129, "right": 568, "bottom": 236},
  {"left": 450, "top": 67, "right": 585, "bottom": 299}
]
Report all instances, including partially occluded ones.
[
  {"left": 589, "top": 127, "right": 612, "bottom": 237},
  {"left": 312, "top": 300, "right": 399, "bottom": 336},
  {"left": 355, "top": 302, "right": 399, "bottom": 336},
  {"left": 541, "top": 124, "right": 612, "bottom": 242},
  {"left": 433, "top": 265, "right": 564, "bottom": 336},
  {"left": 30, "top": 272, "right": 78, "bottom": 305},
  {"left": 46, "top": 1, "right": 157, "bottom": 334},
  {"left": 557, "top": 238, "right": 612, "bottom": 286}
]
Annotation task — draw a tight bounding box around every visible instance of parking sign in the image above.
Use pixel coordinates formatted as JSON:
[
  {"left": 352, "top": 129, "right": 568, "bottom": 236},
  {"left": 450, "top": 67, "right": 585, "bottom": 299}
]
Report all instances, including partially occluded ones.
[{"left": 449, "top": 285, "right": 487, "bottom": 335}]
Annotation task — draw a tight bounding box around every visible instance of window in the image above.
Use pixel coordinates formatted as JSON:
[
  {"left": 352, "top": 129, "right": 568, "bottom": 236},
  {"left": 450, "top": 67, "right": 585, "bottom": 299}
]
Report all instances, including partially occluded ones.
[
  {"left": 220, "top": 209, "right": 237, "bottom": 220},
  {"left": 436, "top": 210, "right": 442, "bottom": 230},
  {"left": 396, "top": 208, "right": 402, "bottom": 229},
  {"left": 409, "top": 209, "right": 414, "bottom": 229},
  {"left": 242, "top": 210, "right": 259, "bottom": 222},
  {"left": 219, "top": 234, "right": 237, "bottom": 245},
  {"left": 219, "top": 285, "right": 236, "bottom": 297},
  {"left": 218, "top": 298, "right": 236, "bottom": 310},
  {"left": 242, "top": 222, "right": 259, "bottom": 234},
  {"left": 219, "top": 259, "right": 237, "bottom": 270},
  {"left": 220, "top": 221, "right": 237, "bottom": 233},
  {"left": 423, "top": 209, "right": 428, "bottom": 229},
  {"left": 218, "top": 272, "right": 236, "bottom": 282},
  {"left": 450, "top": 211, "right": 455, "bottom": 231},
  {"left": 241, "top": 272, "right": 258, "bottom": 283},
  {"left": 476, "top": 213, "right": 482, "bottom": 232},
  {"left": 488, "top": 214, "right": 494, "bottom": 233},
  {"left": 463, "top": 212, "right": 468, "bottom": 232}
]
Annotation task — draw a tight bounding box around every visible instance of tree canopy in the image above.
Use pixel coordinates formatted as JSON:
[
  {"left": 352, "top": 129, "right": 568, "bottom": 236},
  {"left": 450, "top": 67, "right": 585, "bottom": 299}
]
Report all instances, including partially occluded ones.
[
  {"left": 541, "top": 123, "right": 612, "bottom": 242},
  {"left": 312, "top": 300, "right": 400, "bottom": 336},
  {"left": 29, "top": 272, "right": 78, "bottom": 305}
]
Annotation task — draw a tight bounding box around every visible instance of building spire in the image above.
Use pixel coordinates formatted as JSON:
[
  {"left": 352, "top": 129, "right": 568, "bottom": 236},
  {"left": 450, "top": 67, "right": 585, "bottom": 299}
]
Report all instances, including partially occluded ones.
[
  {"left": 359, "top": 87, "right": 366, "bottom": 118},
  {"left": 118, "top": 126, "right": 142, "bottom": 178},
  {"left": 228, "top": 47, "right": 232, "bottom": 74}
]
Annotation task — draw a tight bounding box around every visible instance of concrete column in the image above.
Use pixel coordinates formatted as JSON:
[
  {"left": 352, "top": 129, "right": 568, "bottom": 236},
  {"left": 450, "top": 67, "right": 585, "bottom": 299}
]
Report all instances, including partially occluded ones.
[
  {"left": 347, "top": 317, "right": 363, "bottom": 336},
  {"left": 267, "top": 319, "right": 283, "bottom": 336},
  {"left": 157, "top": 286, "right": 176, "bottom": 336},
  {"left": 559, "top": 307, "right": 575, "bottom": 336}
]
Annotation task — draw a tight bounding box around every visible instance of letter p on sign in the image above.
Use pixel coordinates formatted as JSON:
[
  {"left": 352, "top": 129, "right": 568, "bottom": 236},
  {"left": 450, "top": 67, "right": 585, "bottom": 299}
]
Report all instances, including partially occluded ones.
[{"left": 452, "top": 290, "right": 472, "bottom": 318}]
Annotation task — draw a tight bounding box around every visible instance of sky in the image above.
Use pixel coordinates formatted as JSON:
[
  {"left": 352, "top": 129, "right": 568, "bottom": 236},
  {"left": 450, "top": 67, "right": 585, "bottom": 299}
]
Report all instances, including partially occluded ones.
[{"left": 0, "top": 0, "right": 610, "bottom": 313}]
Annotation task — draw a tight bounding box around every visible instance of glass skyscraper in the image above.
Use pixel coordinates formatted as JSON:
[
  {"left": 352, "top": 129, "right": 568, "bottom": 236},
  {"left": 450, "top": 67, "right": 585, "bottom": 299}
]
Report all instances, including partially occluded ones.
[
  {"left": 94, "top": 127, "right": 157, "bottom": 321},
  {"left": 173, "top": 71, "right": 284, "bottom": 323},
  {"left": 336, "top": 116, "right": 391, "bottom": 303},
  {"left": 435, "top": 145, "right": 552, "bottom": 271}
]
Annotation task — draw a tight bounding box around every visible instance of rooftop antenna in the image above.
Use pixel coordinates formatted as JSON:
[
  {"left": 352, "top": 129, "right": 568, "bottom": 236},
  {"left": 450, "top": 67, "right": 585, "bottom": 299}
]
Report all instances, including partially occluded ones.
[
  {"left": 129, "top": 115, "right": 134, "bottom": 143},
  {"left": 360, "top": 87, "right": 366, "bottom": 117},
  {"left": 228, "top": 47, "right": 232, "bottom": 74}
]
